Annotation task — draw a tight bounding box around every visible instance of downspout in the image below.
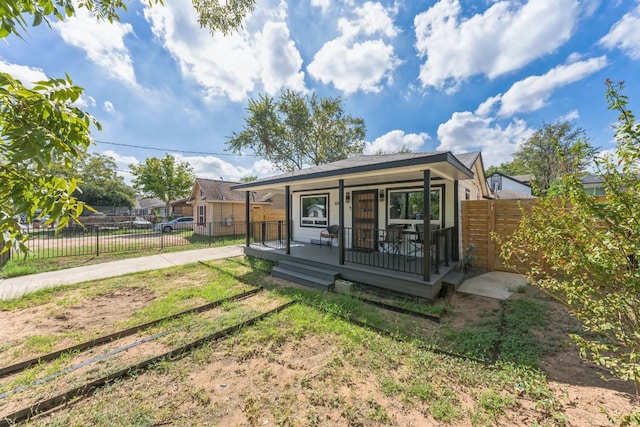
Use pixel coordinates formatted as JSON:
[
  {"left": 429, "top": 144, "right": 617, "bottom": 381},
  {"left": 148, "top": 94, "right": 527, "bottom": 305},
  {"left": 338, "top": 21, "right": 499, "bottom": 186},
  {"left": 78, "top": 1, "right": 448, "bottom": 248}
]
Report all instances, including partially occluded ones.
[
  {"left": 285, "top": 185, "right": 291, "bottom": 255},
  {"left": 423, "top": 170, "right": 431, "bottom": 282},
  {"left": 338, "top": 179, "right": 344, "bottom": 265},
  {"left": 453, "top": 180, "right": 459, "bottom": 262},
  {"left": 245, "top": 191, "right": 250, "bottom": 247}
]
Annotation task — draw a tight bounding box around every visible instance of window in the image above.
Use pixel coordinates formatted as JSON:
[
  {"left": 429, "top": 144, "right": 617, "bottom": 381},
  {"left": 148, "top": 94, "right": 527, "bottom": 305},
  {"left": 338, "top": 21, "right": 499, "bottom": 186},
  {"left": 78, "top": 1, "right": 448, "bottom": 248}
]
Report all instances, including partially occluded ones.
[
  {"left": 388, "top": 188, "right": 441, "bottom": 224},
  {"left": 198, "top": 206, "right": 205, "bottom": 225},
  {"left": 300, "top": 194, "right": 328, "bottom": 227}
]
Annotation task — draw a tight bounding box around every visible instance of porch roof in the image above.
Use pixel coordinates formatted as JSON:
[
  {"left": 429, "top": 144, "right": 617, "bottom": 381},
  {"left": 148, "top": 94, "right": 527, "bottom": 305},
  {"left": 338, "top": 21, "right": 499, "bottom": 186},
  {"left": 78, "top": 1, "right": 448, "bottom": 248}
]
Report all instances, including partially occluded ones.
[{"left": 231, "top": 151, "right": 475, "bottom": 193}]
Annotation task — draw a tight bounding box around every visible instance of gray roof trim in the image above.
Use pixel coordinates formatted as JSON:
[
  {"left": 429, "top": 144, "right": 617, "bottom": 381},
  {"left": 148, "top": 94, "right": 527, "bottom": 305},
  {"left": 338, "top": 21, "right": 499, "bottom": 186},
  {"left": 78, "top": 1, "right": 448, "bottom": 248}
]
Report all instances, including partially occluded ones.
[
  {"left": 487, "top": 171, "right": 532, "bottom": 188},
  {"left": 232, "top": 151, "right": 473, "bottom": 190}
]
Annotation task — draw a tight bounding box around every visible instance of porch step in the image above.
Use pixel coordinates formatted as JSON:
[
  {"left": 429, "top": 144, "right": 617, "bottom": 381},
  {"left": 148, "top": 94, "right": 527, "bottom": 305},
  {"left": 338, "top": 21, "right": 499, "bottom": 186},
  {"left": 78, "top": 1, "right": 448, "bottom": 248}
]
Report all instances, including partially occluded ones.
[
  {"left": 271, "top": 260, "right": 340, "bottom": 291},
  {"left": 442, "top": 270, "right": 466, "bottom": 290}
]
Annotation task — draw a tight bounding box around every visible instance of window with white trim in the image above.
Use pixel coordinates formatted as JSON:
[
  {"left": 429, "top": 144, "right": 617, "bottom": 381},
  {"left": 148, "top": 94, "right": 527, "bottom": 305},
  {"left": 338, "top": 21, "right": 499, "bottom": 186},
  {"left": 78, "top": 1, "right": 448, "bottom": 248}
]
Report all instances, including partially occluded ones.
[
  {"left": 388, "top": 187, "right": 442, "bottom": 225},
  {"left": 300, "top": 194, "right": 328, "bottom": 227}
]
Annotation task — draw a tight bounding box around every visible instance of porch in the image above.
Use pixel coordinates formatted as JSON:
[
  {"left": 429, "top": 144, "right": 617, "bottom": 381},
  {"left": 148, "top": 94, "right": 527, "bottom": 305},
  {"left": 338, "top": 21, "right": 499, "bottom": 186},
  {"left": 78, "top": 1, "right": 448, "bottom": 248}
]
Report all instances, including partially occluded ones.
[{"left": 244, "top": 222, "right": 459, "bottom": 300}]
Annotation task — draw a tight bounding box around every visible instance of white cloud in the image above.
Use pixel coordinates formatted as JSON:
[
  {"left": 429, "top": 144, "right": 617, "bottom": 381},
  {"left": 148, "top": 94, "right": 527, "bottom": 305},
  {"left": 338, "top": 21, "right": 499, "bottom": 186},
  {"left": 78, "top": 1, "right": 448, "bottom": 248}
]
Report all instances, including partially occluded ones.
[
  {"left": 103, "top": 101, "right": 120, "bottom": 116},
  {"left": 0, "top": 59, "right": 96, "bottom": 107},
  {"left": 558, "top": 109, "right": 580, "bottom": 122},
  {"left": 254, "top": 21, "right": 305, "bottom": 95},
  {"left": 311, "top": 0, "right": 331, "bottom": 14},
  {"left": 364, "top": 130, "right": 430, "bottom": 154},
  {"left": 0, "top": 60, "right": 47, "bottom": 86},
  {"left": 493, "top": 56, "right": 608, "bottom": 117},
  {"left": 144, "top": 0, "right": 305, "bottom": 102},
  {"left": 599, "top": 4, "right": 640, "bottom": 59},
  {"left": 172, "top": 154, "right": 277, "bottom": 182},
  {"left": 414, "top": 0, "right": 580, "bottom": 92},
  {"left": 307, "top": 2, "right": 401, "bottom": 94},
  {"left": 436, "top": 111, "right": 535, "bottom": 166},
  {"left": 53, "top": 8, "right": 137, "bottom": 87}
]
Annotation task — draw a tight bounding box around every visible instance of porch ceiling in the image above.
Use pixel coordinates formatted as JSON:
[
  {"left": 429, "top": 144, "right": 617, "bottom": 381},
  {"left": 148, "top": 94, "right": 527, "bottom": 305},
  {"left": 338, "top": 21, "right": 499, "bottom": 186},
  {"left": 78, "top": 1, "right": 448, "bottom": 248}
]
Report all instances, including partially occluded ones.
[{"left": 233, "top": 155, "right": 472, "bottom": 193}]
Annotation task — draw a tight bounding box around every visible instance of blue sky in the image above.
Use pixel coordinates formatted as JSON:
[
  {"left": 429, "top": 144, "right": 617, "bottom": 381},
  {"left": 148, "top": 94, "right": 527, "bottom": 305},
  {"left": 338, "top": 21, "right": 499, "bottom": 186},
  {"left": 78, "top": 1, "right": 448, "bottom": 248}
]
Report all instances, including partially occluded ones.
[{"left": 2, "top": 0, "right": 639, "bottom": 182}]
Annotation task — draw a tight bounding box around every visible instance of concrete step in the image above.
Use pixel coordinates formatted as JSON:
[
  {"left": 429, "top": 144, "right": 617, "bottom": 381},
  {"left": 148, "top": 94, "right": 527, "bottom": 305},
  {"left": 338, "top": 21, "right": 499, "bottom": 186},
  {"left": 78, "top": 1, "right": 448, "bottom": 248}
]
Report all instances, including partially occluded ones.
[
  {"left": 271, "top": 266, "right": 335, "bottom": 291},
  {"left": 276, "top": 259, "right": 340, "bottom": 282},
  {"left": 442, "top": 270, "right": 466, "bottom": 290}
]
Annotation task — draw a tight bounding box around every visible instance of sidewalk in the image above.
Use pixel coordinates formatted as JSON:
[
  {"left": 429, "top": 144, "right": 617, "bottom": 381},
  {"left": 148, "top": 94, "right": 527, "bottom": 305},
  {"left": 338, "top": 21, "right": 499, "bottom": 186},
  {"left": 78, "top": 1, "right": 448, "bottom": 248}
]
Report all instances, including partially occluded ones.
[{"left": 0, "top": 245, "right": 245, "bottom": 300}]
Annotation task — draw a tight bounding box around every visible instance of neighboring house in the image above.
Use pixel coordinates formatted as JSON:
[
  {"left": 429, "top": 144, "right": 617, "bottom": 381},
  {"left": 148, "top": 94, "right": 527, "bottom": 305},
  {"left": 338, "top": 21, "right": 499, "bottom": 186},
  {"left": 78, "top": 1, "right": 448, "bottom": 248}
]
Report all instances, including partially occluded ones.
[
  {"left": 486, "top": 172, "right": 533, "bottom": 199},
  {"left": 231, "top": 151, "right": 489, "bottom": 300},
  {"left": 188, "top": 178, "right": 282, "bottom": 236},
  {"left": 134, "top": 197, "right": 193, "bottom": 217},
  {"left": 581, "top": 174, "right": 606, "bottom": 196}
]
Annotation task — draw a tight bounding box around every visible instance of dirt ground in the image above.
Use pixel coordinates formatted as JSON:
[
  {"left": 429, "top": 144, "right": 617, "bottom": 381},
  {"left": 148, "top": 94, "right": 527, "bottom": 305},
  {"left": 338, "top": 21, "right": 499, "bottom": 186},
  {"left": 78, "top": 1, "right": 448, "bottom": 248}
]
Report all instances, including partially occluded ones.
[{"left": 1, "top": 281, "right": 638, "bottom": 425}]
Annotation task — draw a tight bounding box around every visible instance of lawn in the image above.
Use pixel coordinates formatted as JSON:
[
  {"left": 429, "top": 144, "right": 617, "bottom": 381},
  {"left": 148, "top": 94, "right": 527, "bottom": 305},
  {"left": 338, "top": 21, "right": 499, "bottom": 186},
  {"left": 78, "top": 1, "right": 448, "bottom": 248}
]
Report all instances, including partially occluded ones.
[{"left": 0, "top": 257, "right": 637, "bottom": 426}]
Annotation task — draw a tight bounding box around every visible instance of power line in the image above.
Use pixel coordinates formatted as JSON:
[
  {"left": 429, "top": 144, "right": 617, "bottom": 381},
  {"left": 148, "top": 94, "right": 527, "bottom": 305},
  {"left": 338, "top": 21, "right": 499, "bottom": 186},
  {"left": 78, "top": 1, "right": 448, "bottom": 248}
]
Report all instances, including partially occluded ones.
[{"left": 93, "top": 140, "right": 257, "bottom": 157}]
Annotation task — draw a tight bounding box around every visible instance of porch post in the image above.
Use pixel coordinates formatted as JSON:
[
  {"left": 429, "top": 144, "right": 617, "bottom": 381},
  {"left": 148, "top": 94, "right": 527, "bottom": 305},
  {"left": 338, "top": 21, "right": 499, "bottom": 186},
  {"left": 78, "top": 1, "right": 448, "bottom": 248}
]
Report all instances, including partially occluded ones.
[
  {"left": 245, "top": 191, "right": 250, "bottom": 247},
  {"left": 338, "top": 179, "right": 345, "bottom": 265},
  {"left": 453, "top": 180, "right": 459, "bottom": 262},
  {"left": 423, "top": 170, "right": 431, "bottom": 282},
  {"left": 285, "top": 185, "right": 291, "bottom": 255}
]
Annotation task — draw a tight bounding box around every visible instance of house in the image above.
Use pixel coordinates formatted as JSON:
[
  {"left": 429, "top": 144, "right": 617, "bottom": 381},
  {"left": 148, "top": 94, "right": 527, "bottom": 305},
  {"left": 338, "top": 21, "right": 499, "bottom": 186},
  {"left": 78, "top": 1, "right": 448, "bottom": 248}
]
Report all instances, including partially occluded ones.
[
  {"left": 188, "top": 178, "right": 284, "bottom": 236},
  {"left": 486, "top": 172, "right": 534, "bottom": 199},
  {"left": 231, "top": 151, "right": 489, "bottom": 300},
  {"left": 581, "top": 174, "right": 606, "bottom": 196},
  {"left": 134, "top": 197, "right": 193, "bottom": 217}
]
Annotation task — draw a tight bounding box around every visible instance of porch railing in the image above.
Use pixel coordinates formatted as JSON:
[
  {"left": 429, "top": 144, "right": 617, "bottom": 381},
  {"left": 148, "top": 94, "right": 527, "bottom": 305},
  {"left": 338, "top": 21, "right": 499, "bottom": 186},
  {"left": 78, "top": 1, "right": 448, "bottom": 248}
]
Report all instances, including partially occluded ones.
[
  {"left": 247, "top": 221, "right": 289, "bottom": 250},
  {"left": 343, "top": 226, "right": 455, "bottom": 276}
]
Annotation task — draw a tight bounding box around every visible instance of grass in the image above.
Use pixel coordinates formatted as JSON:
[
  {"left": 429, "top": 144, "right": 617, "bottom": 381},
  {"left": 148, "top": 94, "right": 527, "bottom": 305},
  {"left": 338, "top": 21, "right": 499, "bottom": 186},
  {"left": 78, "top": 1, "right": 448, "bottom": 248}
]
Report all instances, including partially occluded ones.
[
  {"left": 0, "top": 235, "right": 245, "bottom": 278},
  {"left": 0, "top": 257, "right": 609, "bottom": 426}
]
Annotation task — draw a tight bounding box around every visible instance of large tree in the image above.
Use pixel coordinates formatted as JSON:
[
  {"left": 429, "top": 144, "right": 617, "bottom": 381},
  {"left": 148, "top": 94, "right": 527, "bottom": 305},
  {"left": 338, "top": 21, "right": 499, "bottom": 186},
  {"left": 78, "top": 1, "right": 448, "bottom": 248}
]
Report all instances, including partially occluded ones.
[
  {"left": 514, "top": 122, "right": 597, "bottom": 195},
  {"left": 0, "top": 0, "right": 256, "bottom": 253},
  {"left": 74, "top": 153, "right": 135, "bottom": 209},
  {"left": 500, "top": 81, "right": 640, "bottom": 407},
  {"left": 227, "top": 90, "right": 366, "bottom": 172},
  {"left": 486, "top": 122, "right": 597, "bottom": 195},
  {"left": 129, "top": 155, "right": 195, "bottom": 218}
]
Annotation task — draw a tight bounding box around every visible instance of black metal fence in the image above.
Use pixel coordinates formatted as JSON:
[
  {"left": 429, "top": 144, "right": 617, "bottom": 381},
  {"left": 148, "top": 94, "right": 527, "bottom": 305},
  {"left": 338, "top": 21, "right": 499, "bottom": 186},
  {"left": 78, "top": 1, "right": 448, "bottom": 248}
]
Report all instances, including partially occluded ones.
[
  {"left": 246, "top": 221, "right": 289, "bottom": 250},
  {"left": 344, "top": 226, "right": 455, "bottom": 275},
  {"left": 16, "top": 221, "right": 246, "bottom": 260}
]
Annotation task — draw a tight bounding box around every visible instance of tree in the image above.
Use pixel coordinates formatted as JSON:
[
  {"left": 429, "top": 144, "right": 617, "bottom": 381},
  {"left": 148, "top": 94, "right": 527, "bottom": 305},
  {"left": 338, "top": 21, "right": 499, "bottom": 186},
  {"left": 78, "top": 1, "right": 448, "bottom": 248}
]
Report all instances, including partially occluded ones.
[
  {"left": 499, "top": 81, "right": 640, "bottom": 402},
  {"left": 239, "top": 175, "right": 257, "bottom": 183},
  {"left": 0, "top": 0, "right": 256, "bottom": 253},
  {"left": 513, "top": 122, "right": 597, "bottom": 195},
  {"left": 129, "top": 155, "right": 195, "bottom": 218},
  {"left": 227, "top": 90, "right": 366, "bottom": 172},
  {"left": 74, "top": 153, "right": 135, "bottom": 209}
]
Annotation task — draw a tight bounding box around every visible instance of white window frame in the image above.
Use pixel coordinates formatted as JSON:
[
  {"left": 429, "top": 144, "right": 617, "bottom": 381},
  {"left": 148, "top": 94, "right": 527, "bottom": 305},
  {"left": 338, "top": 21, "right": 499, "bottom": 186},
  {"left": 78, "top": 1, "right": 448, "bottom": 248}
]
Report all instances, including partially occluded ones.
[{"left": 300, "top": 194, "right": 329, "bottom": 227}]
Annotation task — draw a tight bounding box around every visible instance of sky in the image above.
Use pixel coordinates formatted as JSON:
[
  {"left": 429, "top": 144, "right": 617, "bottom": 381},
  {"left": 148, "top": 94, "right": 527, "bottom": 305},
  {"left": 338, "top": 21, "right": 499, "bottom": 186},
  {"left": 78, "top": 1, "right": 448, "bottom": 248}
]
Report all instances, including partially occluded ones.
[{"left": 2, "top": 0, "right": 640, "bottom": 183}]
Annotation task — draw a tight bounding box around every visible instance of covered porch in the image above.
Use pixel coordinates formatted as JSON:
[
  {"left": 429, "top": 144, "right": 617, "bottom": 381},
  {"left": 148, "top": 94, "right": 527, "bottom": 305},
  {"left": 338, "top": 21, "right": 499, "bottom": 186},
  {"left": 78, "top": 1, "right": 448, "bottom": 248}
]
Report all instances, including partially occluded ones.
[
  {"left": 233, "top": 152, "right": 479, "bottom": 297},
  {"left": 245, "top": 238, "right": 457, "bottom": 300}
]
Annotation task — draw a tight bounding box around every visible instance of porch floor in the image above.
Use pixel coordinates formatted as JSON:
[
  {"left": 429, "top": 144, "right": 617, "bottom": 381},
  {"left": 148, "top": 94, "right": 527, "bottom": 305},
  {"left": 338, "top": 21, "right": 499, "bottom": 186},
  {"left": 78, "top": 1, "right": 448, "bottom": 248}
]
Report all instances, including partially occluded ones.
[{"left": 245, "top": 241, "right": 458, "bottom": 300}]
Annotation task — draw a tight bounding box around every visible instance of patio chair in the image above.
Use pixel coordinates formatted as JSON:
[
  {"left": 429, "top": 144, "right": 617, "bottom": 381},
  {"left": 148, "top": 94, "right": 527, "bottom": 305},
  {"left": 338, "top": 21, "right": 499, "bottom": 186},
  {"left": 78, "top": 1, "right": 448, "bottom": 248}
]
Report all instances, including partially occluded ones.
[
  {"left": 407, "top": 224, "right": 439, "bottom": 261},
  {"left": 379, "top": 225, "right": 403, "bottom": 255},
  {"left": 320, "top": 224, "right": 339, "bottom": 248}
]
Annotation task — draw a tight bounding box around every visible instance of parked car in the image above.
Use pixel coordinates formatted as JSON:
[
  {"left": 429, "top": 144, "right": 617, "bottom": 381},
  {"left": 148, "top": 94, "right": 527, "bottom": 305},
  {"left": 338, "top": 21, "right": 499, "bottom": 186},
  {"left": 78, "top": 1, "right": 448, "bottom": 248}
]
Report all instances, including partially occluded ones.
[
  {"left": 132, "top": 217, "right": 153, "bottom": 229},
  {"left": 154, "top": 216, "right": 194, "bottom": 233}
]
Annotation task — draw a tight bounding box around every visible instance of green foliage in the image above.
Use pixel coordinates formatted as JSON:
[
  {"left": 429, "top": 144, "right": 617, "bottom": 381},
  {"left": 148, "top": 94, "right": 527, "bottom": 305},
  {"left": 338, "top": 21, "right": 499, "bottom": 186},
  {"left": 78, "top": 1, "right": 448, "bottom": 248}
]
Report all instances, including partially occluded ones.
[
  {"left": 73, "top": 153, "right": 135, "bottom": 208},
  {"left": 1, "top": 0, "right": 255, "bottom": 39},
  {"left": 500, "top": 80, "right": 640, "bottom": 394},
  {"left": 488, "top": 122, "right": 597, "bottom": 196},
  {"left": 129, "top": 154, "right": 195, "bottom": 217},
  {"left": 0, "top": 72, "right": 98, "bottom": 253},
  {"left": 0, "top": 0, "right": 255, "bottom": 254},
  {"left": 227, "top": 89, "right": 366, "bottom": 172}
]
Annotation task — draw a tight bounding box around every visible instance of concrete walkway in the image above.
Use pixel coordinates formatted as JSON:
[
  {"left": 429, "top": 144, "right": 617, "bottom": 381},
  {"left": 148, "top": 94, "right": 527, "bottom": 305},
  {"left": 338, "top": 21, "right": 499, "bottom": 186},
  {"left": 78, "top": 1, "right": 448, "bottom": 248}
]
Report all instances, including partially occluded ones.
[
  {"left": 457, "top": 271, "right": 528, "bottom": 300},
  {"left": 0, "top": 245, "right": 245, "bottom": 300}
]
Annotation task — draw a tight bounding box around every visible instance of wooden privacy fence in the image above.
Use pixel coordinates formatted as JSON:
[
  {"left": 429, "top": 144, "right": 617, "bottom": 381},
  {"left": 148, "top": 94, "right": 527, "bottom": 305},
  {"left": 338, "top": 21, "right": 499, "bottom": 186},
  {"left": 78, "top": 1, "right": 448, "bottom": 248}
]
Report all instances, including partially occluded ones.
[{"left": 462, "top": 199, "right": 536, "bottom": 273}]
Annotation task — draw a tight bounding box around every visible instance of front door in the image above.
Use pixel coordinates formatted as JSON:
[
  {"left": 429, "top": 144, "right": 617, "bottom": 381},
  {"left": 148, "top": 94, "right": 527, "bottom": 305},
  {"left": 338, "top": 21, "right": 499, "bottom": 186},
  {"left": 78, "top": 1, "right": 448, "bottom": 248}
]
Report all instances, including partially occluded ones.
[{"left": 352, "top": 190, "right": 378, "bottom": 251}]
